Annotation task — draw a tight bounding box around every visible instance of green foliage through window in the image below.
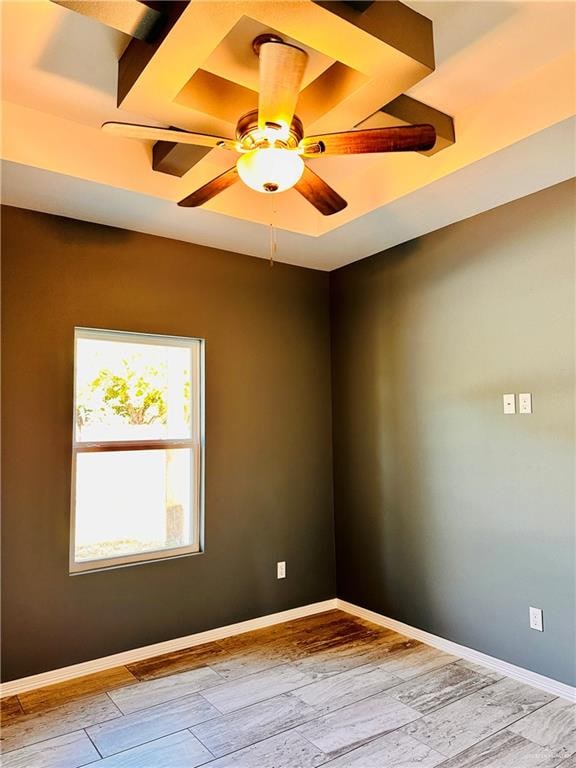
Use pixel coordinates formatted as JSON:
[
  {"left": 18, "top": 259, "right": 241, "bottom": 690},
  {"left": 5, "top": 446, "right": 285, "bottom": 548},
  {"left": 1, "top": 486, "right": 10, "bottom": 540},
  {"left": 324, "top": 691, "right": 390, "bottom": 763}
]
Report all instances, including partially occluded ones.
[{"left": 77, "top": 357, "right": 169, "bottom": 430}]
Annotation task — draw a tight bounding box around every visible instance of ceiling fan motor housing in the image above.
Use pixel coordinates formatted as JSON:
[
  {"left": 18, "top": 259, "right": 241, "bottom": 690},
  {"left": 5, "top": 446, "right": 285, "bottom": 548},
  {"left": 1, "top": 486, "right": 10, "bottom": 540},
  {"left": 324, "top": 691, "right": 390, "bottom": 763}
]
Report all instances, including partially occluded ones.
[{"left": 236, "top": 110, "right": 304, "bottom": 151}]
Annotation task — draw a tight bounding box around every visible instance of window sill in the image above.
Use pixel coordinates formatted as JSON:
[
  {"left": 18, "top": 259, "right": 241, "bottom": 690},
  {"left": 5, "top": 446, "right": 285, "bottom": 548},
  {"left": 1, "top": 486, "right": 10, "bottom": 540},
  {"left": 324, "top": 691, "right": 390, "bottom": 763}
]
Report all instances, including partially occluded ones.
[{"left": 69, "top": 547, "right": 204, "bottom": 575}]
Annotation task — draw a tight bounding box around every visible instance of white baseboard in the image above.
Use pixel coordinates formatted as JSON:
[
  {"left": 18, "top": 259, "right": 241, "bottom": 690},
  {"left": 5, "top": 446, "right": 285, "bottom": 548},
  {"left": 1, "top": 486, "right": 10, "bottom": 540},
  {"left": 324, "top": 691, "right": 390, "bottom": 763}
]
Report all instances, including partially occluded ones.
[
  {"left": 3, "top": 596, "right": 573, "bottom": 703},
  {"left": 337, "top": 599, "right": 576, "bottom": 703},
  {"left": 0, "top": 599, "right": 338, "bottom": 697}
]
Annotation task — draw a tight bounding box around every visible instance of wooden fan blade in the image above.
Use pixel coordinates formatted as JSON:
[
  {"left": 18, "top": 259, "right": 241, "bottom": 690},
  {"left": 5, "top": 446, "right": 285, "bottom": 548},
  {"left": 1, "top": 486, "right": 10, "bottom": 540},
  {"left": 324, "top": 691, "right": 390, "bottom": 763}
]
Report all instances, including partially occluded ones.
[
  {"left": 294, "top": 166, "right": 347, "bottom": 216},
  {"left": 258, "top": 41, "right": 308, "bottom": 130},
  {"left": 102, "top": 122, "right": 238, "bottom": 151},
  {"left": 178, "top": 167, "right": 239, "bottom": 207},
  {"left": 299, "top": 124, "right": 436, "bottom": 156}
]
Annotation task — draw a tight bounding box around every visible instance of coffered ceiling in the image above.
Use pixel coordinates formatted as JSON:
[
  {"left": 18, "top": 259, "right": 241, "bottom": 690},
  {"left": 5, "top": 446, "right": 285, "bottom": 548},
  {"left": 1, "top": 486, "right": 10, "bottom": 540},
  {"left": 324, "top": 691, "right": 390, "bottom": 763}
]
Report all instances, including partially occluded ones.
[{"left": 1, "top": 1, "right": 575, "bottom": 269}]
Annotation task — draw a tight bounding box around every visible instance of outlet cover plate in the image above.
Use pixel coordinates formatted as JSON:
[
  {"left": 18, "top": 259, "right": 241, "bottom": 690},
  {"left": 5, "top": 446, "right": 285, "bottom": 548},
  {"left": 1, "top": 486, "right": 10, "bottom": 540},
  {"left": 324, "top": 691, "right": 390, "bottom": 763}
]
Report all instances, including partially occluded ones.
[{"left": 529, "top": 606, "right": 543, "bottom": 631}]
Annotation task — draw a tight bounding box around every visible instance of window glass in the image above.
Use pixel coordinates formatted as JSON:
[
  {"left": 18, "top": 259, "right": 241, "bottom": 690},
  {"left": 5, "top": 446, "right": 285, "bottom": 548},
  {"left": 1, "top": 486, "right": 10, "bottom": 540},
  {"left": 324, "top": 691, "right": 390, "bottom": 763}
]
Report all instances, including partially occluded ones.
[
  {"left": 75, "top": 337, "right": 193, "bottom": 442},
  {"left": 74, "top": 449, "right": 193, "bottom": 563}
]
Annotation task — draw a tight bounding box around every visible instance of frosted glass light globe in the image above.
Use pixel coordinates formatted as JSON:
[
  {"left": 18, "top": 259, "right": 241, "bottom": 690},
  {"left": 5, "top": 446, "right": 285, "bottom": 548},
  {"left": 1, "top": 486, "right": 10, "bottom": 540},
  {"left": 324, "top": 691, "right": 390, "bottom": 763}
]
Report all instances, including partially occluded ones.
[{"left": 237, "top": 148, "right": 304, "bottom": 194}]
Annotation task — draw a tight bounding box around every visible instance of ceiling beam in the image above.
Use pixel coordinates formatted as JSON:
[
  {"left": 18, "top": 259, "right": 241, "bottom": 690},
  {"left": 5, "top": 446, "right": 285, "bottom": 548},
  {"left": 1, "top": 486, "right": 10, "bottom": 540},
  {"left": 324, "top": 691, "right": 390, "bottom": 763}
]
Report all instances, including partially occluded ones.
[
  {"left": 152, "top": 141, "right": 212, "bottom": 177},
  {"left": 50, "top": 1, "right": 164, "bottom": 41},
  {"left": 117, "top": 2, "right": 188, "bottom": 106},
  {"left": 342, "top": 1, "right": 375, "bottom": 12}
]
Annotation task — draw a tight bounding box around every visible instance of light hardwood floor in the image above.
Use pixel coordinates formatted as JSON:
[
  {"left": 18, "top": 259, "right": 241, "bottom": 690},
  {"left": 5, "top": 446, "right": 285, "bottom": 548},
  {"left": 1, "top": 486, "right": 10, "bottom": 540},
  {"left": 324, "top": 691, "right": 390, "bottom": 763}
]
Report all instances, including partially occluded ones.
[{"left": 1, "top": 610, "right": 574, "bottom": 767}]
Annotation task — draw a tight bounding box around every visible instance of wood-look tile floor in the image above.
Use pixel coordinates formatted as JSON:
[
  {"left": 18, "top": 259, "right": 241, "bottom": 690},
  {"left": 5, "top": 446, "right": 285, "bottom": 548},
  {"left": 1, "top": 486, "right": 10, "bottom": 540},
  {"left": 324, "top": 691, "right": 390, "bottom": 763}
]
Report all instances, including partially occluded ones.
[{"left": 1, "top": 610, "right": 574, "bottom": 767}]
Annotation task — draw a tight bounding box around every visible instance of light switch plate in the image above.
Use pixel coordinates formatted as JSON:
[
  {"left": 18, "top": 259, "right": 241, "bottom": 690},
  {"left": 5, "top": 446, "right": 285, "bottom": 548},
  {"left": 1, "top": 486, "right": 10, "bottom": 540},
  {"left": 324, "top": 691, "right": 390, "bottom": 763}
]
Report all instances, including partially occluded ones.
[
  {"left": 519, "top": 393, "right": 532, "bottom": 414},
  {"left": 503, "top": 394, "right": 516, "bottom": 414},
  {"left": 277, "top": 561, "right": 286, "bottom": 579},
  {"left": 529, "top": 606, "right": 543, "bottom": 631}
]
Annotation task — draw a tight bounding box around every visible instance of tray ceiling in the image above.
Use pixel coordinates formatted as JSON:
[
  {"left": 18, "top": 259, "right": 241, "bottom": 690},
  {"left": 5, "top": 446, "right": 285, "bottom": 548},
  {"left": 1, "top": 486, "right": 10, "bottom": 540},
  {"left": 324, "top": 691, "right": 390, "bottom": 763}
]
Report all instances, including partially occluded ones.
[{"left": 1, "top": 0, "right": 575, "bottom": 269}]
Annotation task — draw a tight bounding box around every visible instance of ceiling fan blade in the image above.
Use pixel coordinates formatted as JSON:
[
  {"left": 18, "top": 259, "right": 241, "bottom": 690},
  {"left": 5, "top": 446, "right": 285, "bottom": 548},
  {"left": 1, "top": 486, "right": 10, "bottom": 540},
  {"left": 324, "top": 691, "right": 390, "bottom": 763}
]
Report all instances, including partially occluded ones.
[
  {"left": 178, "top": 167, "right": 239, "bottom": 207},
  {"left": 294, "top": 166, "right": 347, "bottom": 216},
  {"left": 258, "top": 40, "right": 308, "bottom": 131},
  {"left": 299, "top": 124, "right": 436, "bottom": 156},
  {"left": 102, "top": 122, "right": 238, "bottom": 151}
]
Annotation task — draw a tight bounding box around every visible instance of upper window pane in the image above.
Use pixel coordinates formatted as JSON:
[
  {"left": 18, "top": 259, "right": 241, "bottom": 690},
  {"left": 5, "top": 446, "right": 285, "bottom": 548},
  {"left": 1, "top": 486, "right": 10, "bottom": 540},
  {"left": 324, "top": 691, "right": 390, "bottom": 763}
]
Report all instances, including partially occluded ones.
[{"left": 75, "top": 332, "right": 193, "bottom": 442}]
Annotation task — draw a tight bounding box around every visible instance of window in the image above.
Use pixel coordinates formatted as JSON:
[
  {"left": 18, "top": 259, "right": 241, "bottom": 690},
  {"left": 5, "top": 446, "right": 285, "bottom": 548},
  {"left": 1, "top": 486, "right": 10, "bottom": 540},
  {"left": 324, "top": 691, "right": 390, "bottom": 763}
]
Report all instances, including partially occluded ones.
[{"left": 70, "top": 328, "right": 204, "bottom": 573}]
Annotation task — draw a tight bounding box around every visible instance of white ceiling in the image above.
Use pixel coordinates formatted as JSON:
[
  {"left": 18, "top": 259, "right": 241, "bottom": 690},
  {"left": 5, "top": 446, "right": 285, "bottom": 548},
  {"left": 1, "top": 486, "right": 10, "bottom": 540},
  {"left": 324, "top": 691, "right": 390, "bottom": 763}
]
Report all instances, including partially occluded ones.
[{"left": 1, "top": 1, "right": 575, "bottom": 270}]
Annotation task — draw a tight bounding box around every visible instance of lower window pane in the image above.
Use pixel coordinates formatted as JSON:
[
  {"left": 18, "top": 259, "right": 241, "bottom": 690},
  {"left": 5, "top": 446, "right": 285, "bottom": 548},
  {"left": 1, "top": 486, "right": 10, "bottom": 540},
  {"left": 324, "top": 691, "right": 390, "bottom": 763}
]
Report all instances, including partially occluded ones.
[{"left": 74, "top": 449, "right": 193, "bottom": 564}]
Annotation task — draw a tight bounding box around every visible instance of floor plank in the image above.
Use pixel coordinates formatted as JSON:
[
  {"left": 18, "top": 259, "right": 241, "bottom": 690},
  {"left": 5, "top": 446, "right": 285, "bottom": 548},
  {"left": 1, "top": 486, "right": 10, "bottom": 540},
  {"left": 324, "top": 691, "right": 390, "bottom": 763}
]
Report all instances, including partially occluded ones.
[
  {"left": 126, "top": 641, "right": 229, "bottom": 681},
  {"left": 86, "top": 692, "right": 218, "bottom": 757},
  {"left": 324, "top": 730, "right": 445, "bottom": 767},
  {"left": 453, "top": 659, "right": 504, "bottom": 682},
  {"left": 241, "top": 612, "right": 388, "bottom": 657},
  {"left": 556, "top": 755, "right": 576, "bottom": 768},
  {"left": 109, "top": 665, "right": 224, "bottom": 714},
  {"left": 204, "top": 730, "right": 327, "bottom": 768},
  {"left": 191, "top": 692, "right": 319, "bottom": 757},
  {"left": 402, "top": 678, "right": 555, "bottom": 757},
  {"left": 213, "top": 611, "right": 352, "bottom": 655},
  {"left": 0, "top": 696, "right": 25, "bottom": 725},
  {"left": 18, "top": 666, "right": 138, "bottom": 714},
  {"left": 435, "top": 728, "right": 565, "bottom": 767},
  {"left": 281, "top": 610, "right": 368, "bottom": 638},
  {"left": 297, "top": 690, "right": 421, "bottom": 758},
  {"left": 0, "top": 693, "right": 121, "bottom": 754},
  {"left": 377, "top": 643, "right": 459, "bottom": 679},
  {"left": 213, "top": 611, "right": 347, "bottom": 653},
  {"left": 386, "top": 662, "right": 496, "bottom": 714},
  {"left": 293, "top": 622, "right": 390, "bottom": 656},
  {"left": 509, "top": 697, "right": 576, "bottom": 756},
  {"left": 208, "top": 642, "right": 302, "bottom": 681},
  {"left": 94, "top": 729, "right": 213, "bottom": 767},
  {"left": 291, "top": 662, "right": 402, "bottom": 713},
  {"left": 200, "top": 663, "right": 317, "bottom": 714},
  {"left": 291, "top": 634, "right": 411, "bottom": 679},
  {"left": 0, "top": 729, "right": 100, "bottom": 768}
]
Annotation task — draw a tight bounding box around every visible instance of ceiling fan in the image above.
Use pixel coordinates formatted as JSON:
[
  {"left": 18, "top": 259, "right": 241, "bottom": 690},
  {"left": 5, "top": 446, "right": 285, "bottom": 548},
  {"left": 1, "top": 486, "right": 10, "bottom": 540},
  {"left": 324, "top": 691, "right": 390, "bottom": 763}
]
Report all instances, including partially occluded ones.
[{"left": 103, "top": 35, "right": 436, "bottom": 216}]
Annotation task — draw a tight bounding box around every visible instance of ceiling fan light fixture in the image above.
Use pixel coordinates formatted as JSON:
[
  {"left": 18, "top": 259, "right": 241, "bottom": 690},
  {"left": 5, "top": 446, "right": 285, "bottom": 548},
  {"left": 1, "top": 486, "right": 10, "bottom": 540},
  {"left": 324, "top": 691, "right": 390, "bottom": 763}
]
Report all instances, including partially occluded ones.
[{"left": 237, "top": 148, "right": 304, "bottom": 194}]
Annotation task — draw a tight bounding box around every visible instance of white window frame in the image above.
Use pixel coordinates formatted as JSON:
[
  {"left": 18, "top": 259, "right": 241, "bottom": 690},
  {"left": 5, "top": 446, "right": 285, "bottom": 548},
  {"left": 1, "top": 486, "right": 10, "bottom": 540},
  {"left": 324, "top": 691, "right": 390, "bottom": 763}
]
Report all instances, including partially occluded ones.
[{"left": 70, "top": 327, "right": 205, "bottom": 574}]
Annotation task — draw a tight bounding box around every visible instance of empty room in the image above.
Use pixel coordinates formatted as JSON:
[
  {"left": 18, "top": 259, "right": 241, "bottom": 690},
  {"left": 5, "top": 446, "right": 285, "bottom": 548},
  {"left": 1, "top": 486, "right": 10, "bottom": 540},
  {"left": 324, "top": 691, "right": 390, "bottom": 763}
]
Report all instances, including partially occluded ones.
[{"left": 1, "top": 1, "right": 575, "bottom": 766}]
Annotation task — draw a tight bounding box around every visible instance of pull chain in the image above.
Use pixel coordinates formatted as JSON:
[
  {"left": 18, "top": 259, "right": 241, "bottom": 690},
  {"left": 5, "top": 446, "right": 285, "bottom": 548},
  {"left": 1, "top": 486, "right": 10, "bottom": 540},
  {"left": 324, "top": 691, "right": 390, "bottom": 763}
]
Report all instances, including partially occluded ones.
[{"left": 269, "top": 213, "right": 277, "bottom": 268}]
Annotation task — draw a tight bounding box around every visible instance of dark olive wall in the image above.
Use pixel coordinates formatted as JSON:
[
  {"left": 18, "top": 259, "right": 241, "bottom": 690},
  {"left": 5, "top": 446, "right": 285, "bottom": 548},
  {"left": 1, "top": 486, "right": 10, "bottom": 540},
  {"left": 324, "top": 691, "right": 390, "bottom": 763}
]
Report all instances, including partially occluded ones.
[
  {"left": 330, "top": 180, "right": 576, "bottom": 686},
  {"left": 1, "top": 206, "right": 336, "bottom": 681}
]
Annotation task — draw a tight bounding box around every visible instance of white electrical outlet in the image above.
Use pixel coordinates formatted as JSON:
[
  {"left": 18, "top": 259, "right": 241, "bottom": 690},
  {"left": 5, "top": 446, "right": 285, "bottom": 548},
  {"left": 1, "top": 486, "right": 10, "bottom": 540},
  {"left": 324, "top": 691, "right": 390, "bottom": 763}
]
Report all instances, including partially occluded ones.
[
  {"left": 529, "top": 606, "right": 543, "bottom": 632},
  {"left": 519, "top": 393, "right": 532, "bottom": 414},
  {"left": 503, "top": 394, "right": 516, "bottom": 414},
  {"left": 277, "top": 561, "right": 286, "bottom": 579}
]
